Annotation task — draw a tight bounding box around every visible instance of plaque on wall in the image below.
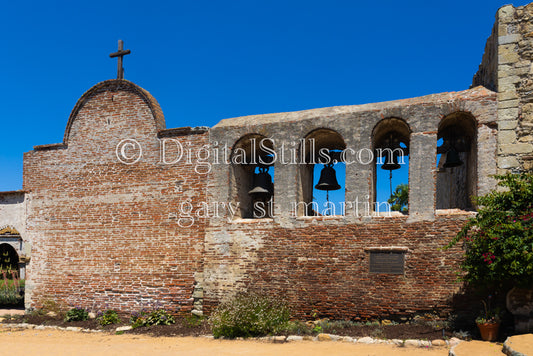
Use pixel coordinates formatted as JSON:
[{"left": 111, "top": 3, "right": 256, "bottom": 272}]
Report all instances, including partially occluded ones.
[{"left": 369, "top": 251, "right": 405, "bottom": 274}]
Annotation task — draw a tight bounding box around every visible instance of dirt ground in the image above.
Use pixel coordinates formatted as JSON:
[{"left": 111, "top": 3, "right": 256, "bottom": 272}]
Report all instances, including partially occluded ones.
[{"left": 0, "top": 328, "right": 450, "bottom": 356}]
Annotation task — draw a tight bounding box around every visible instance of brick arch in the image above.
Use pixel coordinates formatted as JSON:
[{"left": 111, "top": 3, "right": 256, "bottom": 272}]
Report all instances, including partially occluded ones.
[{"left": 63, "top": 79, "right": 166, "bottom": 144}]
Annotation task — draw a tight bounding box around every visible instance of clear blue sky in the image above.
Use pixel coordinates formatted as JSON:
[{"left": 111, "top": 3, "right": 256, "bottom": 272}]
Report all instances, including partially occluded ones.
[{"left": 0, "top": 0, "right": 527, "bottom": 195}]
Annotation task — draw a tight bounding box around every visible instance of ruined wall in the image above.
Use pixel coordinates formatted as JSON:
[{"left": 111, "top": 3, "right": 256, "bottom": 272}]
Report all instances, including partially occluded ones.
[
  {"left": 204, "top": 87, "right": 497, "bottom": 319},
  {"left": 473, "top": 3, "right": 533, "bottom": 172},
  {"left": 23, "top": 80, "right": 208, "bottom": 313}
]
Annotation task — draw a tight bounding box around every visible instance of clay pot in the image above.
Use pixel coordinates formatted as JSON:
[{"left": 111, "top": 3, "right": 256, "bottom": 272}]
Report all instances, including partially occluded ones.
[{"left": 477, "top": 322, "right": 500, "bottom": 341}]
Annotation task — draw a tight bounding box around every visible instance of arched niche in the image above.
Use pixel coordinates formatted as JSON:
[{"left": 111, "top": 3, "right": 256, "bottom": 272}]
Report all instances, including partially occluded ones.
[
  {"left": 372, "top": 118, "right": 410, "bottom": 214},
  {"left": 437, "top": 112, "right": 477, "bottom": 210},
  {"left": 230, "top": 134, "right": 275, "bottom": 219},
  {"left": 297, "top": 128, "right": 346, "bottom": 217}
]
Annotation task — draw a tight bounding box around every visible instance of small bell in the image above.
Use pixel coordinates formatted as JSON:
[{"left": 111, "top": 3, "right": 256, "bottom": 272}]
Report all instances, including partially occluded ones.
[
  {"left": 443, "top": 148, "right": 463, "bottom": 168},
  {"left": 315, "top": 163, "right": 341, "bottom": 191},
  {"left": 249, "top": 167, "right": 273, "bottom": 198},
  {"left": 381, "top": 153, "right": 401, "bottom": 171}
]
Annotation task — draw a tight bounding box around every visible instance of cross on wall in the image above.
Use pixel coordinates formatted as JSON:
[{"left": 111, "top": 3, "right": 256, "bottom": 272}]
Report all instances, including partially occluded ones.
[{"left": 109, "top": 40, "right": 131, "bottom": 80}]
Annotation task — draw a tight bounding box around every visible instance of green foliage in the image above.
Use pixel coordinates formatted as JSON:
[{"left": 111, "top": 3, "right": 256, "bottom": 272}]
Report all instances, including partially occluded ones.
[
  {"left": 0, "top": 279, "right": 24, "bottom": 306},
  {"left": 475, "top": 297, "right": 501, "bottom": 324},
  {"left": 209, "top": 292, "right": 291, "bottom": 339},
  {"left": 64, "top": 307, "right": 89, "bottom": 322},
  {"left": 184, "top": 314, "right": 204, "bottom": 327},
  {"left": 388, "top": 183, "right": 408, "bottom": 212},
  {"left": 98, "top": 310, "right": 121, "bottom": 326},
  {"left": 446, "top": 173, "right": 533, "bottom": 288},
  {"left": 312, "top": 324, "right": 322, "bottom": 334},
  {"left": 130, "top": 309, "right": 175, "bottom": 328},
  {"left": 285, "top": 320, "right": 314, "bottom": 335}
]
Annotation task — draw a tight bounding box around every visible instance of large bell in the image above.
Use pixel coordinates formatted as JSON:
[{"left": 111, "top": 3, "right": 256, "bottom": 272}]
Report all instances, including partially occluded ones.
[
  {"left": 249, "top": 167, "right": 273, "bottom": 198},
  {"left": 315, "top": 163, "right": 341, "bottom": 191},
  {"left": 381, "top": 152, "right": 401, "bottom": 171},
  {"left": 443, "top": 148, "right": 463, "bottom": 168}
]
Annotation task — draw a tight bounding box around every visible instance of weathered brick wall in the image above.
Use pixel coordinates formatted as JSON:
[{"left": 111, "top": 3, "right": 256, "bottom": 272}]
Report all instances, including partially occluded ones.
[
  {"left": 203, "top": 216, "right": 468, "bottom": 319},
  {"left": 23, "top": 80, "right": 208, "bottom": 313},
  {"left": 204, "top": 86, "right": 497, "bottom": 319}
]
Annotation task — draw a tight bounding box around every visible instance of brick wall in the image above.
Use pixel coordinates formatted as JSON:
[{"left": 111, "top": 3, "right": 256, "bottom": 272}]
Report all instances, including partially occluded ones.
[
  {"left": 203, "top": 216, "right": 468, "bottom": 319},
  {"left": 23, "top": 80, "right": 208, "bottom": 313}
]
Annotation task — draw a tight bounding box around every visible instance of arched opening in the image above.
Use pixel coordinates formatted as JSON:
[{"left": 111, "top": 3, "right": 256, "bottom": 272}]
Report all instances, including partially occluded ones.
[
  {"left": 230, "top": 134, "right": 275, "bottom": 219},
  {"left": 0, "top": 242, "right": 23, "bottom": 307},
  {"left": 297, "top": 128, "right": 346, "bottom": 216},
  {"left": 372, "top": 118, "right": 410, "bottom": 214},
  {"left": 436, "top": 112, "right": 477, "bottom": 210},
  {"left": 0, "top": 244, "right": 19, "bottom": 275}
]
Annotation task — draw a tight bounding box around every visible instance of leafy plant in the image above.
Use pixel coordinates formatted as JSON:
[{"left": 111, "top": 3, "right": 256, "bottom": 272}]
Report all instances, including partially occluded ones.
[
  {"left": 65, "top": 307, "right": 89, "bottom": 322},
  {"left": 388, "top": 183, "right": 408, "bottom": 212},
  {"left": 184, "top": 314, "right": 204, "bottom": 328},
  {"left": 475, "top": 296, "right": 501, "bottom": 324},
  {"left": 209, "top": 291, "right": 290, "bottom": 338},
  {"left": 312, "top": 324, "right": 323, "bottom": 334},
  {"left": 446, "top": 173, "right": 533, "bottom": 288},
  {"left": 130, "top": 309, "right": 175, "bottom": 328},
  {"left": 98, "top": 310, "right": 121, "bottom": 326}
]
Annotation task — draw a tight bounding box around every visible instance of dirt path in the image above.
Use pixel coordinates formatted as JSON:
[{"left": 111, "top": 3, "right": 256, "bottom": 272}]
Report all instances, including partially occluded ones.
[{"left": 0, "top": 328, "right": 449, "bottom": 356}]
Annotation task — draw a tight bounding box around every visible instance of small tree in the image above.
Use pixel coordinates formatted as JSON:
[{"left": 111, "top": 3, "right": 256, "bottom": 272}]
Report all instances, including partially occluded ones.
[
  {"left": 446, "top": 173, "right": 533, "bottom": 289},
  {"left": 388, "top": 183, "right": 408, "bottom": 212}
]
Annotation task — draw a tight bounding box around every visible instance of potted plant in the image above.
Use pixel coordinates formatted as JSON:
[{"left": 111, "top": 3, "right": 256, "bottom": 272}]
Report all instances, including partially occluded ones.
[{"left": 476, "top": 297, "right": 500, "bottom": 341}]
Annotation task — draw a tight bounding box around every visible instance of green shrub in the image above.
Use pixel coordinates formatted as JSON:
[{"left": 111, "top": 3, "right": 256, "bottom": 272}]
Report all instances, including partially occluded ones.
[
  {"left": 209, "top": 292, "right": 291, "bottom": 339},
  {"left": 0, "top": 279, "right": 24, "bottom": 306},
  {"left": 98, "top": 310, "right": 121, "bottom": 326},
  {"left": 64, "top": 307, "right": 89, "bottom": 322},
  {"left": 130, "top": 309, "right": 175, "bottom": 328},
  {"left": 285, "top": 320, "right": 313, "bottom": 335},
  {"left": 446, "top": 173, "right": 533, "bottom": 288}
]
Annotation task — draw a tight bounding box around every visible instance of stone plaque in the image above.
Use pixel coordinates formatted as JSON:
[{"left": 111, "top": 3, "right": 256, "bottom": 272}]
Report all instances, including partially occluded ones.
[{"left": 369, "top": 251, "right": 405, "bottom": 274}]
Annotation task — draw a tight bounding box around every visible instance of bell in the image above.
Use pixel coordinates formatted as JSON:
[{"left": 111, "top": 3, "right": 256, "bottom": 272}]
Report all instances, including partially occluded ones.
[
  {"left": 315, "top": 163, "right": 341, "bottom": 191},
  {"left": 443, "top": 148, "right": 463, "bottom": 168},
  {"left": 381, "top": 153, "right": 401, "bottom": 171},
  {"left": 249, "top": 167, "right": 273, "bottom": 198}
]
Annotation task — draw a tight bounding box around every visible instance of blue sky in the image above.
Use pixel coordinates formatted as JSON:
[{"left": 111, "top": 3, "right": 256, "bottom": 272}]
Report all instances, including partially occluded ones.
[{"left": 0, "top": 0, "right": 527, "bottom": 198}]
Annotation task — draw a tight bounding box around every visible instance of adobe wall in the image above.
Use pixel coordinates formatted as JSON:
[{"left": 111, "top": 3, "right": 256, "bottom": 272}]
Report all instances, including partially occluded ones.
[
  {"left": 473, "top": 3, "right": 533, "bottom": 172},
  {"left": 23, "top": 80, "right": 208, "bottom": 313},
  {"left": 0, "top": 191, "right": 26, "bottom": 237},
  {"left": 203, "top": 87, "right": 498, "bottom": 319}
]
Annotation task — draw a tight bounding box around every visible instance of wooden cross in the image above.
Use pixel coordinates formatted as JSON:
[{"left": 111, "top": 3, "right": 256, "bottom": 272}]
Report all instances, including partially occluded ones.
[{"left": 109, "top": 40, "right": 131, "bottom": 80}]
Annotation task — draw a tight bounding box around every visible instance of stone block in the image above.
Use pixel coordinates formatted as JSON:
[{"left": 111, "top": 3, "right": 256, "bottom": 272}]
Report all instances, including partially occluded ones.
[
  {"left": 499, "top": 120, "right": 518, "bottom": 130},
  {"left": 116, "top": 326, "right": 133, "bottom": 332},
  {"left": 286, "top": 335, "right": 303, "bottom": 341},
  {"left": 357, "top": 336, "right": 374, "bottom": 344},
  {"left": 498, "top": 156, "right": 519, "bottom": 169},
  {"left": 317, "top": 333, "right": 332, "bottom": 341},
  {"left": 499, "top": 48, "right": 519, "bottom": 65},
  {"left": 498, "top": 91, "right": 518, "bottom": 101},
  {"left": 499, "top": 75, "right": 520, "bottom": 86},
  {"left": 498, "top": 99, "right": 519, "bottom": 109},
  {"left": 498, "top": 5, "right": 515, "bottom": 23},
  {"left": 499, "top": 34, "right": 521, "bottom": 45},
  {"left": 500, "top": 143, "right": 533, "bottom": 154},
  {"left": 498, "top": 130, "right": 517, "bottom": 144},
  {"left": 404, "top": 339, "right": 420, "bottom": 347},
  {"left": 499, "top": 108, "right": 519, "bottom": 121},
  {"left": 431, "top": 339, "right": 446, "bottom": 346},
  {"left": 420, "top": 340, "right": 431, "bottom": 347}
]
